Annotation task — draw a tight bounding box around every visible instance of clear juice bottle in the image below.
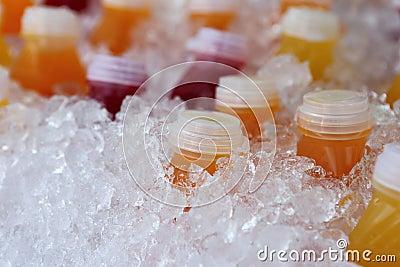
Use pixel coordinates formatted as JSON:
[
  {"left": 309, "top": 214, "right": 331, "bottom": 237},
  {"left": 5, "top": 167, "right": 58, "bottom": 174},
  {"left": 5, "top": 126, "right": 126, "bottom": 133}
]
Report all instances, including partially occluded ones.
[
  {"left": 87, "top": 55, "right": 147, "bottom": 116},
  {"left": 280, "top": 0, "right": 331, "bottom": 14},
  {"left": 0, "top": 0, "right": 34, "bottom": 35},
  {"left": 348, "top": 143, "right": 400, "bottom": 266},
  {"left": 0, "top": 67, "right": 9, "bottom": 107},
  {"left": 168, "top": 110, "right": 244, "bottom": 188},
  {"left": 276, "top": 7, "right": 340, "bottom": 81},
  {"left": 296, "top": 90, "right": 373, "bottom": 178},
  {"left": 387, "top": 73, "right": 400, "bottom": 107},
  {"left": 171, "top": 27, "right": 247, "bottom": 101},
  {"left": 90, "top": 0, "right": 152, "bottom": 55},
  {"left": 188, "top": 0, "right": 237, "bottom": 31},
  {"left": 215, "top": 75, "right": 279, "bottom": 139},
  {"left": 10, "top": 6, "right": 87, "bottom": 97},
  {"left": 43, "top": 0, "right": 91, "bottom": 13}
]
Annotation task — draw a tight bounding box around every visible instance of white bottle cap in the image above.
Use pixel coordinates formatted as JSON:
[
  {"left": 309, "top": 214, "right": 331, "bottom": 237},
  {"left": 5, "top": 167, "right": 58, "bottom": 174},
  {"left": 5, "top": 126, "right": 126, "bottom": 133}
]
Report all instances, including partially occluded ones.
[
  {"left": 87, "top": 55, "right": 147, "bottom": 87},
  {"left": 189, "top": 0, "right": 237, "bottom": 13},
  {"left": 296, "top": 90, "right": 373, "bottom": 135},
  {"left": 22, "top": 6, "right": 79, "bottom": 38},
  {"left": 0, "top": 67, "right": 9, "bottom": 102},
  {"left": 103, "top": 0, "right": 152, "bottom": 9},
  {"left": 186, "top": 27, "right": 247, "bottom": 63},
  {"left": 168, "top": 110, "right": 244, "bottom": 156},
  {"left": 374, "top": 143, "right": 400, "bottom": 192},
  {"left": 216, "top": 75, "right": 280, "bottom": 108},
  {"left": 281, "top": 7, "right": 340, "bottom": 41}
]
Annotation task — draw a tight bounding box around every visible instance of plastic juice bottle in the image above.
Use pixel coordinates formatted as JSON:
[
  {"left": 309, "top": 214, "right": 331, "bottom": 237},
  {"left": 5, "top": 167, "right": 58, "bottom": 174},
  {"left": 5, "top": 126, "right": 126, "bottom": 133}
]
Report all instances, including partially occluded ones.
[
  {"left": 90, "top": 0, "right": 152, "bottom": 55},
  {"left": 168, "top": 110, "right": 244, "bottom": 188},
  {"left": 87, "top": 55, "right": 147, "bottom": 116},
  {"left": 280, "top": 0, "right": 331, "bottom": 14},
  {"left": 386, "top": 74, "right": 400, "bottom": 107},
  {"left": 188, "top": 0, "right": 237, "bottom": 31},
  {"left": 43, "top": 0, "right": 91, "bottom": 13},
  {"left": 348, "top": 143, "right": 400, "bottom": 266},
  {"left": 0, "top": 67, "right": 9, "bottom": 107},
  {"left": 171, "top": 27, "right": 247, "bottom": 101},
  {"left": 276, "top": 7, "right": 340, "bottom": 81},
  {"left": 0, "top": 32, "right": 11, "bottom": 67},
  {"left": 10, "top": 7, "right": 86, "bottom": 97},
  {"left": 0, "top": 0, "right": 34, "bottom": 35},
  {"left": 215, "top": 75, "right": 279, "bottom": 139},
  {"left": 296, "top": 90, "right": 373, "bottom": 178}
]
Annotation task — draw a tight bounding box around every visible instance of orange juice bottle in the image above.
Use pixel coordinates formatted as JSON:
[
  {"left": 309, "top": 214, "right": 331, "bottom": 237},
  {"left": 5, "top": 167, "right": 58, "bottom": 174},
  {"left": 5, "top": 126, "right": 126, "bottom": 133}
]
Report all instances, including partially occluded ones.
[
  {"left": 10, "top": 6, "right": 86, "bottom": 97},
  {"left": 280, "top": 0, "right": 331, "bottom": 14},
  {"left": 348, "top": 143, "right": 400, "bottom": 266},
  {"left": 188, "top": 0, "right": 237, "bottom": 31},
  {"left": 215, "top": 75, "right": 279, "bottom": 139},
  {"left": 0, "top": 0, "right": 34, "bottom": 35},
  {"left": 91, "top": 0, "right": 152, "bottom": 55},
  {"left": 168, "top": 110, "right": 244, "bottom": 188},
  {"left": 296, "top": 90, "right": 373, "bottom": 178},
  {"left": 0, "top": 67, "right": 9, "bottom": 107},
  {"left": 0, "top": 32, "right": 11, "bottom": 67},
  {"left": 276, "top": 7, "right": 340, "bottom": 81},
  {"left": 387, "top": 73, "right": 400, "bottom": 107}
]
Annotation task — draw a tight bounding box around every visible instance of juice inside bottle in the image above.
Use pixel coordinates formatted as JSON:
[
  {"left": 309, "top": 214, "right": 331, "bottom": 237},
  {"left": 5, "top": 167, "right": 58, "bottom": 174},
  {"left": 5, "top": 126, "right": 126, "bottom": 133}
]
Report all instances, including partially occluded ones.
[
  {"left": 188, "top": 0, "right": 237, "bottom": 31},
  {"left": 168, "top": 110, "right": 244, "bottom": 189},
  {"left": 0, "top": 34, "right": 11, "bottom": 67},
  {"left": 171, "top": 28, "right": 247, "bottom": 101},
  {"left": 296, "top": 90, "right": 373, "bottom": 178},
  {"left": 91, "top": 0, "right": 152, "bottom": 55},
  {"left": 280, "top": 0, "right": 331, "bottom": 14},
  {"left": 276, "top": 7, "right": 340, "bottom": 80},
  {"left": 216, "top": 75, "right": 279, "bottom": 139},
  {"left": 348, "top": 143, "right": 400, "bottom": 266},
  {"left": 10, "top": 7, "right": 87, "bottom": 96},
  {"left": 87, "top": 55, "right": 147, "bottom": 116},
  {"left": 43, "top": 0, "right": 91, "bottom": 13},
  {"left": 387, "top": 73, "right": 400, "bottom": 107},
  {"left": 0, "top": 0, "right": 34, "bottom": 35}
]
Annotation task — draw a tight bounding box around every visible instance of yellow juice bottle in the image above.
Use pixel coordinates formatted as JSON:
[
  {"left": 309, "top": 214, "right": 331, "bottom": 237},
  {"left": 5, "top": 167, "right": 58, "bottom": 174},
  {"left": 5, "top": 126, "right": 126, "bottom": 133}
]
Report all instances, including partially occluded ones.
[
  {"left": 90, "top": 0, "right": 152, "bottom": 55},
  {"left": 0, "top": 67, "right": 9, "bottom": 107},
  {"left": 348, "top": 143, "right": 400, "bottom": 266},
  {"left": 387, "top": 73, "right": 400, "bottom": 107},
  {"left": 215, "top": 75, "right": 279, "bottom": 140},
  {"left": 276, "top": 7, "right": 340, "bottom": 81},
  {"left": 188, "top": 0, "right": 237, "bottom": 31},
  {"left": 280, "top": 0, "right": 331, "bottom": 14},
  {"left": 0, "top": 0, "right": 34, "bottom": 35},
  {"left": 10, "top": 6, "right": 87, "bottom": 97},
  {"left": 296, "top": 90, "right": 373, "bottom": 178},
  {"left": 168, "top": 110, "right": 244, "bottom": 189}
]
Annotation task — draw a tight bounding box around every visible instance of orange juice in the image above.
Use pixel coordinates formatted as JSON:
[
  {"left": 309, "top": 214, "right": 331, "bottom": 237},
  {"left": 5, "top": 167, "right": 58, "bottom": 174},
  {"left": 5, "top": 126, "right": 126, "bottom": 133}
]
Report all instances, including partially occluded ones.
[
  {"left": 348, "top": 143, "right": 400, "bottom": 266},
  {"left": 0, "top": 34, "right": 10, "bottom": 66},
  {"left": 280, "top": 0, "right": 331, "bottom": 14},
  {"left": 216, "top": 75, "right": 279, "bottom": 139},
  {"left": 10, "top": 7, "right": 86, "bottom": 96},
  {"left": 387, "top": 73, "right": 400, "bottom": 107},
  {"left": 168, "top": 110, "right": 244, "bottom": 188},
  {"left": 296, "top": 90, "right": 373, "bottom": 177},
  {"left": 188, "top": 0, "right": 237, "bottom": 31},
  {"left": 276, "top": 7, "right": 340, "bottom": 80},
  {"left": 0, "top": 0, "right": 34, "bottom": 35},
  {"left": 91, "top": 0, "right": 152, "bottom": 55}
]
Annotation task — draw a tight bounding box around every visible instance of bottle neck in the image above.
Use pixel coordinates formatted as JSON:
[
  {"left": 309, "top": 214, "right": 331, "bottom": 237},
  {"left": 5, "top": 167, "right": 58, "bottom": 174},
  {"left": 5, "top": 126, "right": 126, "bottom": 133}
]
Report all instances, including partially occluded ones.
[
  {"left": 298, "top": 126, "right": 372, "bottom": 141},
  {"left": 23, "top": 34, "right": 78, "bottom": 50}
]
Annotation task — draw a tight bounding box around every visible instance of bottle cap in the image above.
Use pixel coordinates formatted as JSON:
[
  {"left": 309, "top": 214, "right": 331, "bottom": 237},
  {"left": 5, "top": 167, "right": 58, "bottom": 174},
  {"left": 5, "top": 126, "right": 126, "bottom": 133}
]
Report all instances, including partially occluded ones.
[
  {"left": 281, "top": 7, "right": 340, "bottom": 41},
  {"left": 87, "top": 55, "right": 147, "bottom": 87},
  {"left": 216, "top": 75, "right": 280, "bottom": 108},
  {"left": 168, "top": 110, "right": 244, "bottom": 156},
  {"left": 296, "top": 90, "right": 373, "bottom": 134},
  {"left": 22, "top": 7, "right": 79, "bottom": 38},
  {"left": 103, "top": 0, "right": 152, "bottom": 9},
  {"left": 374, "top": 143, "right": 400, "bottom": 192},
  {"left": 189, "top": 0, "right": 237, "bottom": 13},
  {"left": 186, "top": 27, "right": 247, "bottom": 63}
]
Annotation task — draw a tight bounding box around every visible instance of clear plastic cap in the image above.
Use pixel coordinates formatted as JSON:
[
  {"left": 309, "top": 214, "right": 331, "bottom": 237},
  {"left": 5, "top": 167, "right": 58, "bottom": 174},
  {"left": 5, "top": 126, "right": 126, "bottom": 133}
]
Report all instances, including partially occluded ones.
[
  {"left": 296, "top": 90, "right": 373, "bottom": 135},
  {"left": 87, "top": 55, "right": 147, "bottom": 87},
  {"left": 22, "top": 6, "right": 79, "bottom": 38},
  {"left": 168, "top": 110, "right": 244, "bottom": 156},
  {"left": 281, "top": 7, "right": 340, "bottom": 41},
  {"left": 189, "top": 0, "right": 237, "bottom": 13},
  {"left": 374, "top": 143, "right": 400, "bottom": 192},
  {"left": 103, "top": 0, "right": 152, "bottom": 9},
  {"left": 0, "top": 67, "right": 9, "bottom": 101},
  {"left": 186, "top": 27, "right": 247, "bottom": 63},
  {"left": 216, "top": 75, "right": 280, "bottom": 108}
]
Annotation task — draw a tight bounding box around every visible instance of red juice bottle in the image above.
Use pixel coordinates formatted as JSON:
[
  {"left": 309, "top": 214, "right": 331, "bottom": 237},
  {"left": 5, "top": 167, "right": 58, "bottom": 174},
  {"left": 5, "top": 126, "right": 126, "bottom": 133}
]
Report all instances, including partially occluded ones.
[
  {"left": 87, "top": 55, "right": 147, "bottom": 116},
  {"left": 171, "top": 27, "right": 247, "bottom": 101}
]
